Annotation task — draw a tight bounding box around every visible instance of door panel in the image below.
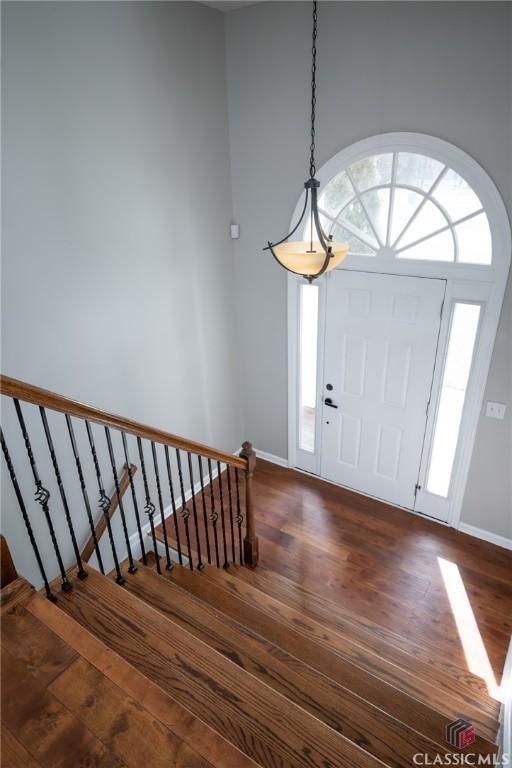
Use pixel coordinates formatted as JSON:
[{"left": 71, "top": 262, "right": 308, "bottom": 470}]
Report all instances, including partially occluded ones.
[{"left": 320, "top": 271, "right": 445, "bottom": 509}]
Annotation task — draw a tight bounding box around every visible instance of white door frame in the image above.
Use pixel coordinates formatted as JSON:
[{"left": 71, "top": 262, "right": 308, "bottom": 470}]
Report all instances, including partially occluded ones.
[{"left": 287, "top": 132, "right": 511, "bottom": 529}]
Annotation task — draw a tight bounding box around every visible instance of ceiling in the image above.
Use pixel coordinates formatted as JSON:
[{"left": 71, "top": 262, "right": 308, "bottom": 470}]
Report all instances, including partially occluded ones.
[
  {"left": 201, "top": 0, "right": 500, "bottom": 9},
  {"left": 200, "top": 1, "right": 262, "bottom": 11}
]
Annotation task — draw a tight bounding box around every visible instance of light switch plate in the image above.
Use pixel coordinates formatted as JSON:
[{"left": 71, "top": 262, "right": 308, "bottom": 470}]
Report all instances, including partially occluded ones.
[{"left": 486, "top": 401, "right": 507, "bottom": 420}]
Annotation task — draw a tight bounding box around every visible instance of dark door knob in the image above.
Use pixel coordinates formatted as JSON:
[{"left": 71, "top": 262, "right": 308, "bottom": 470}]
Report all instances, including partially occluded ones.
[
  {"left": 326, "top": 383, "right": 333, "bottom": 391},
  {"left": 324, "top": 397, "right": 338, "bottom": 409}
]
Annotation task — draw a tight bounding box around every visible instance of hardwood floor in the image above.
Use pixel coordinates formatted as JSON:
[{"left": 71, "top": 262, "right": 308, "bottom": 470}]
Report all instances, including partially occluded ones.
[
  {"left": 2, "top": 459, "right": 510, "bottom": 767},
  {"left": 253, "top": 461, "right": 511, "bottom": 674},
  {"left": 17, "top": 561, "right": 499, "bottom": 765},
  {"left": 1, "top": 578, "right": 258, "bottom": 768},
  {"left": 164, "top": 458, "right": 511, "bottom": 680}
]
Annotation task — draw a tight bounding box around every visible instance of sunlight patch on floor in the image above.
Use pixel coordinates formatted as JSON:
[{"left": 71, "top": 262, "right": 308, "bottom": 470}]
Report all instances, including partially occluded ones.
[{"left": 438, "top": 556, "right": 502, "bottom": 701}]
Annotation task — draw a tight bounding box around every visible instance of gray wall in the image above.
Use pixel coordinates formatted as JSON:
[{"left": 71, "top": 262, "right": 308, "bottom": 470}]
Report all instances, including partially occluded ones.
[
  {"left": 2, "top": 1, "right": 511, "bottom": 583},
  {"left": 225, "top": 1, "right": 512, "bottom": 539},
  {"left": 1, "top": 1, "right": 244, "bottom": 582},
  {"left": 462, "top": 277, "right": 512, "bottom": 539}
]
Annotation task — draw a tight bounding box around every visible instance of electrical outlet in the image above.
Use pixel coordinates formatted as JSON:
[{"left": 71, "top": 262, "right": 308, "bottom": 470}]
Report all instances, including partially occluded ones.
[{"left": 485, "top": 401, "right": 507, "bottom": 420}]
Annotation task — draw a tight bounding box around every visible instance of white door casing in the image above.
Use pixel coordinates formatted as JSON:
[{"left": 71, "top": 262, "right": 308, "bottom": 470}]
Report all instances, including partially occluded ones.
[
  {"left": 287, "top": 133, "right": 511, "bottom": 530},
  {"left": 321, "top": 271, "right": 445, "bottom": 510}
]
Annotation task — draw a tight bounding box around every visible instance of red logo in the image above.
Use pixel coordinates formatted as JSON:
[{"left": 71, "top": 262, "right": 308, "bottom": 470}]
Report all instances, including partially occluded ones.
[{"left": 446, "top": 719, "right": 476, "bottom": 749}]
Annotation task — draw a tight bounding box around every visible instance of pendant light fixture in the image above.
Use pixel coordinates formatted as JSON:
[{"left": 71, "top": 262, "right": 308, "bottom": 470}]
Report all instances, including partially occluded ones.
[{"left": 264, "top": 1, "right": 349, "bottom": 283}]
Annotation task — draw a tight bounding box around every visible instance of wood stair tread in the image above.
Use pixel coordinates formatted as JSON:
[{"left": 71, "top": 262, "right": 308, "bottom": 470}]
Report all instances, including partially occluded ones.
[
  {"left": 145, "top": 556, "right": 498, "bottom": 744},
  {"left": 124, "top": 562, "right": 497, "bottom": 767},
  {"left": 2, "top": 584, "right": 258, "bottom": 768},
  {"left": 2, "top": 601, "right": 127, "bottom": 768},
  {"left": 55, "top": 568, "right": 389, "bottom": 768},
  {"left": 1, "top": 560, "right": 500, "bottom": 766},
  {"left": 230, "top": 562, "right": 496, "bottom": 702},
  {"left": 156, "top": 529, "right": 499, "bottom": 717},
  {"left": 157, "top": 528, "right": 500, "bottom": 720},
  {"left": 205, "top": 565, "right": 499, "bottom": 731},
  {"left": 227, "top": 563, "right": 499, "bottom": 713},
  {"left": 0, "top": 576, "right": 35, "bottom": 612},
  {"left": 149, "top": 540, "right": 499, "bottom": 736},
  {"left": 1, "top": 724, "right": 43, "bottom": 768}
]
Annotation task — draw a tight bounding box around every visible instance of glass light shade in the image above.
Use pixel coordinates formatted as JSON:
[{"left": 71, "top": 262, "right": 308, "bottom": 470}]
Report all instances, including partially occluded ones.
[{"left": 272, "top": 240, "right": 349, "bottom": 276}]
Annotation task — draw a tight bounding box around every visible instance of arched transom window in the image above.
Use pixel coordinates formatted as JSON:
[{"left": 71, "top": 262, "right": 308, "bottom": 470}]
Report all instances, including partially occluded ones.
[{"left": 316, "top": 152, "right": 492, "bottom": 264}]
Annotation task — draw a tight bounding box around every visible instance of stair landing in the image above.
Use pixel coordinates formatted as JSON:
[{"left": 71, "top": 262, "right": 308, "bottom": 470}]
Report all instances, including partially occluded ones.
[
  {"left": 2, "top": 461, "right": 509, "bottom": 767},
  {"left": 1, "top": 558, "right": 501, "bottom": 768},
  {"left": 1, "top": 576, "right": 258, "bottom": 768}
]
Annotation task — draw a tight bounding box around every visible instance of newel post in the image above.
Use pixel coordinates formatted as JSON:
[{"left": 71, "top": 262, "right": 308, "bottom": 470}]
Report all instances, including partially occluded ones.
[
  {"left": 240, "top": 441, "right": 259, "bottom": 568},
  {"left": 1, "top": 535, "right": 18, "bottom": 589}
]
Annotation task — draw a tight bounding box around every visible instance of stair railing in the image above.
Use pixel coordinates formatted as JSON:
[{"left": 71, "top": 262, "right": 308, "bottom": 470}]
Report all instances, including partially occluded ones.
[
  {"left": 79, "top": 462, "right": 137, "bottom": 564},
  {"left": 0, "top": 375, "right": 258, "bottom": 602}
]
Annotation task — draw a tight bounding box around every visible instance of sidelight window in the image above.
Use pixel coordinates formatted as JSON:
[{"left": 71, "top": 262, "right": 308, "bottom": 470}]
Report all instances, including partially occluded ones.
[
  {"left": 426, "top": 302, "right": 481, "bottom": 497},
  {"left": 298, "top": 283, "right": 319, "bottom": 453}
]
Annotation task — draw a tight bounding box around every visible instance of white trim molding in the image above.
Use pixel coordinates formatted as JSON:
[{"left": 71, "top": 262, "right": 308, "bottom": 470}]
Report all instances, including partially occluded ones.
[
  {"left": 114, "top": 446, "right": 510, "bottom": 573},
  {"left": 457, "top": 522, "right": 512, "bottom": 552},
  {"left": 253, "top": 448, "right": 289, "bottom": 468},
  {"left": 236, "top": 447, "right": 512, "bottom": 555},
  {"left": 121, "top": 461, "right": 225, "bottom": 566}
]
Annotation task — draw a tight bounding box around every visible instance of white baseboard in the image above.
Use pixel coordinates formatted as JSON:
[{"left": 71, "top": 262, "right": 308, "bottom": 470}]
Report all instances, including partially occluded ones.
[
  {"left": 127, "top": 462, "right": 224, "bottom": 559},
  {"left": 457, "top": 522, "right": 512, "bottom": 551},
  {"left": 124, "top": 451, "right": 508, "bottom": 559},
  {"left": 239, "top": 448, "right": 512, "bottom": 553},
  {"left": 253, "top": 449, "right": 289, "bottom": 468}
]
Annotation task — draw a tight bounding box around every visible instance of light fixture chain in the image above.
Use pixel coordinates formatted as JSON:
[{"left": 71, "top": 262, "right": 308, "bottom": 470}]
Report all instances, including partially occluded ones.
[
  {"left": 309, "top": 0, "right": 318, "bottom": 179},
  {"left": 265, "top": 0, "right": 349, "bottom": 281}
]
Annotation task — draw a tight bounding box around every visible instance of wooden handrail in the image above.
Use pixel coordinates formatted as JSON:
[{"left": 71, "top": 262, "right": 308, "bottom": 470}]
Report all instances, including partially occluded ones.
[
  {"left": 0, "top": 375, "right": 247, "bottom": 470},
  {"left": 81, "top": 463, "right": 137, "bottom": 563}
]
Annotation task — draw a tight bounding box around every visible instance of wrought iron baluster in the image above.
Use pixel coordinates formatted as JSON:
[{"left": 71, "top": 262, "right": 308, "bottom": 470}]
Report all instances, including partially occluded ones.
[
  {"left": 1, "top": 428, "right": 56, "bottom": 602},
  {"left": 226, "top": 465, "right": 236, "bottom": 565},
  {"left": 151, "top": 442, "right": 172, "bottom": 571},
  {"left": 208, "top": 458, "right": 220, "bottom": 568},
  {"left": 85, "top": 420, "right": 125, "bottom": 585},
  {"left": 13, "top": 399, "right": 71, "bottom": 591},
  {"left": 175, "top": 449, "right": 193, "bottom": 571},
  {"left": 122, "top": 432, "right": 146, "bottom": 566},
  {"left": 137, "top": 437, "right": 161, "bottom": 575},
  {"left": 105, "top": 428, "right": 136, "bottom": 574},
  {"left": 217, "top": 462, "right": 229, "bottom": 568},
  {"left": 235, "top": 467, "right": 244, "bottom": 565},
  {"left": 66, "top": 415, "right": 104, "bottom": 574},
  {"left": 197, "top": 456, "right": 211, "bottom": 565},
  {"left": 187, "top": 453, "right": 203, "bottom": 570},
  {"left": 40, "top": 408, "right": 87, "bottom": 580},
  {"left": 164, "top": 445, "right": 183, "bottom": 566}
]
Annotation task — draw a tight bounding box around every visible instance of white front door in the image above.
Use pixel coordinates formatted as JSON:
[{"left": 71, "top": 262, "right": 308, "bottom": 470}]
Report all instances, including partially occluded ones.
[{"left": 320, "top": 271, "right": 445, "bottom": 510}]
